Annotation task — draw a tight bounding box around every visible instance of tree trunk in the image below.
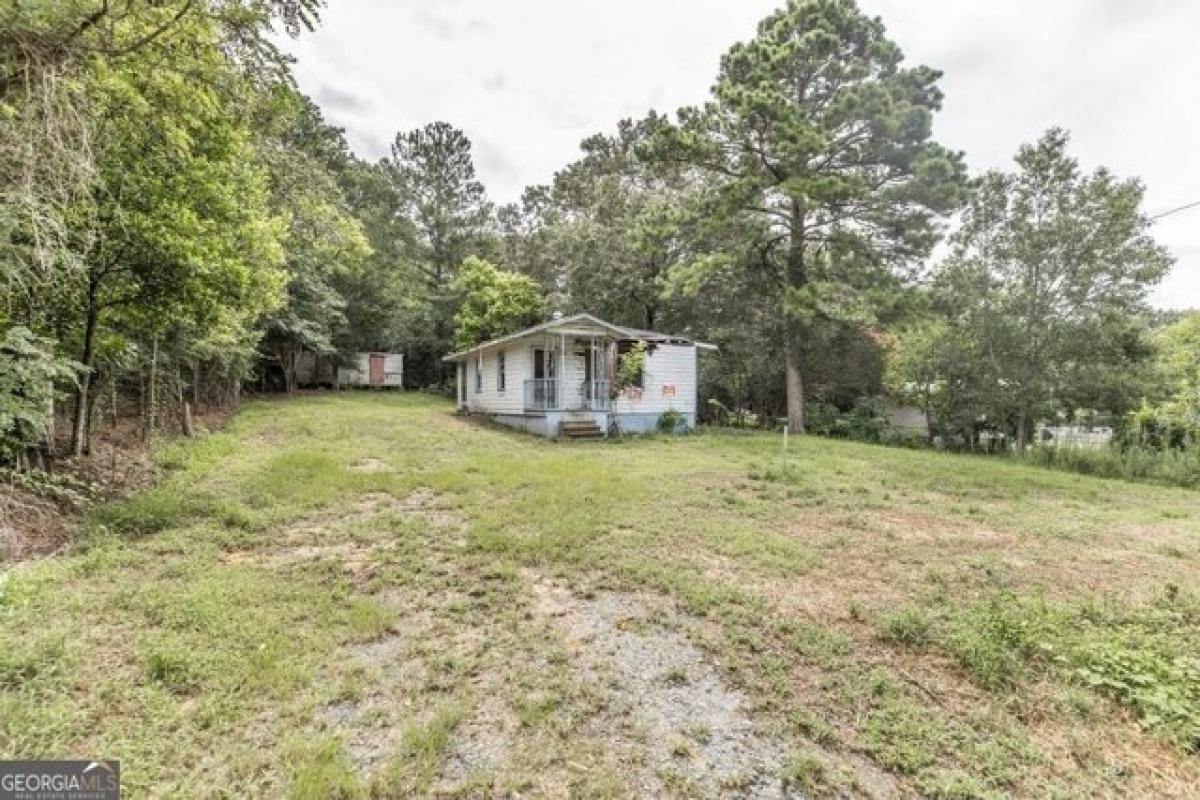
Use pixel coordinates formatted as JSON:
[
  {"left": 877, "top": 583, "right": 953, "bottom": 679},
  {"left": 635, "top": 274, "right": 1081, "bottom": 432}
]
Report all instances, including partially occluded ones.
[
  {"left": 192, "top": 363, "right": 202, "bottom": 414},
  {"left": 44, "top": 395, "right": 55, "bottom": 463},
  {"left": 785, "top": 339, "right": 806, "bottom": 434},
  {"left": 784, "top": 199, "right": 808, "bottom": 435},
  {"left": 139, "top": 363, "right": 148, "bottom": 441},
  {"left": 176, "top": 373, "right": 193, "bottom": 437},
  {"left": 71, "top": 278, "right": 100, "bottom": 457},
  {"left": 148, "top": 336, "right": 159, "bottom": 436},
  {"left": 1016, "top": 408, "right": 1028, "bottom": 451},
  {"left": 83, "top": 377, "right": 101, "bottom": 453},
  {"left": 283, "top": 349, "right": 297, "bottom": 394}
]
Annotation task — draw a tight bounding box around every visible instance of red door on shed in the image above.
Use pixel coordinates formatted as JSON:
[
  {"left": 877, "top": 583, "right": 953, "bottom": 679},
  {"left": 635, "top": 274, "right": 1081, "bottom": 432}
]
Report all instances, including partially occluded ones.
[{"left": 368, "top": 354, "right": 385, "bottom": 386}]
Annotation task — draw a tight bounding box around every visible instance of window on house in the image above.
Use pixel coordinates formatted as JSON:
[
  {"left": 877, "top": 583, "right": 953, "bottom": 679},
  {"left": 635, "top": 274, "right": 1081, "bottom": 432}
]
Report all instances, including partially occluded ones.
[
  {"left": 497, "top": 350, "right": 506, "bottom": 392},
  {"left": 616, "top": 340, "right": 646, "bottom": 389},
  {"left": 475, "top": 353, "right": 483, "bottom": 393}
]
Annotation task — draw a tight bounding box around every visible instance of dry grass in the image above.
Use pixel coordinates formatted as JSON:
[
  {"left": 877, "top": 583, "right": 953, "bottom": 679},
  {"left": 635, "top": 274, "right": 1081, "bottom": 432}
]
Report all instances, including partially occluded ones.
[{"left": 1, "top": 392, "right": 1197, "bottom": 798}]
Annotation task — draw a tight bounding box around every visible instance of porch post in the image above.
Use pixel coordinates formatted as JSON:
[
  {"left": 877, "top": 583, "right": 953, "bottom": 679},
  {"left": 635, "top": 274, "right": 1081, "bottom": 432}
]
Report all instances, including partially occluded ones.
[{"left": 559, "top": 331, "right": 565, "bottom": 410}]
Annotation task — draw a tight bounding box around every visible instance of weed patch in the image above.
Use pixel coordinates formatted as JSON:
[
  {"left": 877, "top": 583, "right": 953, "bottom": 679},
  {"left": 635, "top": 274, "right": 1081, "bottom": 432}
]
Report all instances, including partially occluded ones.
[{"left": 881, "top": 606, "right": 933, "bottom": 646}]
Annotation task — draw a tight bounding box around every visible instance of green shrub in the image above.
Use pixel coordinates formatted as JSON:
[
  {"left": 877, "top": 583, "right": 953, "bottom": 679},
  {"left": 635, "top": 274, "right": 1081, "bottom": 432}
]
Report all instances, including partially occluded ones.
[
  {"left": 658, "top": 408, "right": 684, "bottom": 434},
  {"left": 879, "top": 428, "right": 930, "bottom": 449},
  {"left": 1121, "top": 401, "right": 1200, "bottom": 451},
  {"left": 808, "top": 397, "right": 891, "bottom": 442},
  {"left": 0, "top": 327, "right": 79, "bottom": 462}
]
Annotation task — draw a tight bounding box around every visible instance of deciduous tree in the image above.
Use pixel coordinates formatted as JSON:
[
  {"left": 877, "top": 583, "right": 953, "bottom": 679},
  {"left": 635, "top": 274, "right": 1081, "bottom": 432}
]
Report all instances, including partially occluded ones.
[
  {"left": 452, "top": 257, "right": 545, "bottom": 349},
  {"left": 900, "top": 130, "right": 1172, "bottom": 447}
]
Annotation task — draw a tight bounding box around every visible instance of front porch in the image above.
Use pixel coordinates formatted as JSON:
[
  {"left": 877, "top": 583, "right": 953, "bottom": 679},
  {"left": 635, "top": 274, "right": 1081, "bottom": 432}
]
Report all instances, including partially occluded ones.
[{"left": 522, "top": 378, "right": 611, "bottom": 412}]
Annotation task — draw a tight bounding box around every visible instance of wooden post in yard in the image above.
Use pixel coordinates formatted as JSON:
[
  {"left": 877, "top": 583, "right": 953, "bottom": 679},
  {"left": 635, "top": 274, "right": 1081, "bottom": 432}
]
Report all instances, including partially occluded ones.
[{"left": 782, "top": 425, "right": 789, "bottom": 473}]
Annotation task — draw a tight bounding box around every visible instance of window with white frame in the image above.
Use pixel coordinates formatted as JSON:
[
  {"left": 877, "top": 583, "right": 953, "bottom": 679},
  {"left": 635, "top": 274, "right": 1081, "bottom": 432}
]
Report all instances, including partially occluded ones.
[
  {"left": 475, "top": 353, "right": 483, "bottom": 393},
  {"left": 497, "top": 350, "right": 506, "bottom": 392}
]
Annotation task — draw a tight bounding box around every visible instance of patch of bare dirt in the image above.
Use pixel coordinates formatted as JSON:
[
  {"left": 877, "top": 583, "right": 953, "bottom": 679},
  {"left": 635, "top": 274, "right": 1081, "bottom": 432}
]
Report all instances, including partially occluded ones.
[
  {"left": 435, "top": 695, "right": 518, "bottom": 786},
  {"left": 526, "top": 574, "right": 797, "bottom": 798},
  {"left": 316, "top": 599, "right": 438, "bottom": 773},
  {"left": 224, "top": 489, "right": 466, "bottom": 577},
  {"left": 349, "top": 458, "right": 392, "bottom": 473},
  {"left": 393, "top": 488, "right": 466, "bottom": 535},
  {"left": 0, "top": 483, "right": 66, "bottom": 561}
]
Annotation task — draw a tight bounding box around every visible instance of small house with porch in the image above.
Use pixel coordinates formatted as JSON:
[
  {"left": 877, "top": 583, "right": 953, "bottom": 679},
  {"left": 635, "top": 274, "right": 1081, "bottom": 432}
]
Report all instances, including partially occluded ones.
[{"left": 443, "top": 313, "right": 714, "bottom": 438}]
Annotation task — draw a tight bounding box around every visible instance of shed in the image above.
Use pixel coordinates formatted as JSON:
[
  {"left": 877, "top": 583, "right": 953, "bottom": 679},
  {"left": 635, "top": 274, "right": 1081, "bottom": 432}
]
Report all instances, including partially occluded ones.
[{"left": 337, "top": 352, "right": 404, "bottom": 389}]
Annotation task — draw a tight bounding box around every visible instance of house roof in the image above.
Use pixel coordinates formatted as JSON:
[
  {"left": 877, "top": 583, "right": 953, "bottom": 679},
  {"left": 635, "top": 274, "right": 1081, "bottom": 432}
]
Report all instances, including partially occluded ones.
[{"left": 441, "top": 313, "right": 715, "bottom": 362}]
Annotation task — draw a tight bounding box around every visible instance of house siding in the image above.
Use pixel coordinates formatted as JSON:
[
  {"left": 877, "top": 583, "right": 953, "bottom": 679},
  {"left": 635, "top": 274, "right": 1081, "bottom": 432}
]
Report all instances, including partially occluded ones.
[
  {"left": 467, "top": 342, "right": 528, "bottom": 415},
  {"left": 613, "top": 344, "right": 697, "bottom": 417}
]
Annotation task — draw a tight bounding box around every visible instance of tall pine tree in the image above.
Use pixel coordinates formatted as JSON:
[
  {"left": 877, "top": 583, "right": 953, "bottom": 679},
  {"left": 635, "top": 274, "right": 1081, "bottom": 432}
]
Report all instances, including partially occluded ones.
[{"left": 651, "top": 0, "right": 965, "bottom": 431}]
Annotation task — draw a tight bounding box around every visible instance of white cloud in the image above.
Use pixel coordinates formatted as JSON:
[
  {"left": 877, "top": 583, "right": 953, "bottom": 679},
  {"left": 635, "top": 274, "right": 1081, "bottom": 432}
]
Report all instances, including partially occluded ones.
[{"left": 284, "top": 0, "right": 1200, "bottom": 309}]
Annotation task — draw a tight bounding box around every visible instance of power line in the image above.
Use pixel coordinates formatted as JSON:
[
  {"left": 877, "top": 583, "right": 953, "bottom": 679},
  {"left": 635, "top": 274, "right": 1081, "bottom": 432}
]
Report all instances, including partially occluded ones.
[{"left": 1149, "top": 198, "right": 1200, "bottom": 223}]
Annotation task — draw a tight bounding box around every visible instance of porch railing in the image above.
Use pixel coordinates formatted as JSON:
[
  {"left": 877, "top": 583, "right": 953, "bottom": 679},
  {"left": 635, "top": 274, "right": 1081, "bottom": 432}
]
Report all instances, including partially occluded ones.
[
  {"left": 524, "top": 379, "right": 612, "bottom": 411},
  {"left": 582, "top": 380, "right": 611, "bottom": 411},
  {"left": 524, "top": 379, "right": 558, "bottom": 411}
]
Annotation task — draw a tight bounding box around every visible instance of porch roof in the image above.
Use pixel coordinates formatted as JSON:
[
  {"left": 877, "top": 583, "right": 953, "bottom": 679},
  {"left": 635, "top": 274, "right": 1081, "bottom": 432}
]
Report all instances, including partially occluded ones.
[{"left": 441, "top": 313, "right": 714, "bottom": 362}]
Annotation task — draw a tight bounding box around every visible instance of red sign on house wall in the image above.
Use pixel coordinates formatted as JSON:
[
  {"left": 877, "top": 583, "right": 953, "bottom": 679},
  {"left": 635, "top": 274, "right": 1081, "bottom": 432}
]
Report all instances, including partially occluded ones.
[{"left": 661, "top": 384, "right": 676, "bottom": 397}]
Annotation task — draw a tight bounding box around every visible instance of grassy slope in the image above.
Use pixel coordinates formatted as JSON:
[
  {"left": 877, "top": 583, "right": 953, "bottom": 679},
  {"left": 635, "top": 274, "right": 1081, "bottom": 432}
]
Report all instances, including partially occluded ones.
[{"left": 0, "top": 392, "right": 1197, "bottom": 798}]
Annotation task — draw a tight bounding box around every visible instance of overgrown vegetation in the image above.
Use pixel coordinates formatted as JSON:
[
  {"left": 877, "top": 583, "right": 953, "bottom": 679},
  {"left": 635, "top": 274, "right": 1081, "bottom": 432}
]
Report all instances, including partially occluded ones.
[
  {"left": 885, "top": 588, "right": 1200, "bottom": 752},
  {"left": 1, "top": 393, "right": 1197, "bottom": 796},
  {"left": 0, "top": 328, "right": 78, "bottom": 465},
  {"left": 1019, "top": 442, "right": 1200, "bottom": 488}
]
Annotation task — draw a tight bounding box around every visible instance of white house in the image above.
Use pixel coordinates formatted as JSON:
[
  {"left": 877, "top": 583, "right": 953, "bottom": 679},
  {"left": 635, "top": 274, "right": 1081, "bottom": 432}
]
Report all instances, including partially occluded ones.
[{"left": 442, "top": 313, "right": 715, "bottom": 438}]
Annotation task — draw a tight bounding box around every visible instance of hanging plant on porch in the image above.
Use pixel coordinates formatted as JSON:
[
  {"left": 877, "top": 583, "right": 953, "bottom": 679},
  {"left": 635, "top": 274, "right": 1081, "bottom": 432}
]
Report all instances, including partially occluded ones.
[{"left": 615, "top": 340, "right": 648, "bottom": 397}]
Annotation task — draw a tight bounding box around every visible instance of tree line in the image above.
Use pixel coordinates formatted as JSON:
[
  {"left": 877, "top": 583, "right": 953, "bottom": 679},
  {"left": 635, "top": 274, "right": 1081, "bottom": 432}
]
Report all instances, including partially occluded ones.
[{"left": 1, "top": 0, "right": 1193, "bottom": 468}]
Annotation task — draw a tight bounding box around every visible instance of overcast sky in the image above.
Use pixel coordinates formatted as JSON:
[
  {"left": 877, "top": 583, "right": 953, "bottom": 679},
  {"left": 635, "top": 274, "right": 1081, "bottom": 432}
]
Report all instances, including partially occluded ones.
[{"left": 284, "top": 0, "right": 1199, "bottom": 309}]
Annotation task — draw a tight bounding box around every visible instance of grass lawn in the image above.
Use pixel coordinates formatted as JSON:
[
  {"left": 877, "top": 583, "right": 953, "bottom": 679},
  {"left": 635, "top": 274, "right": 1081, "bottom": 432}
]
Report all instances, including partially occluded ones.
[{"left": 1, "top": 392, "right": 1197, "bottom": 798}]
